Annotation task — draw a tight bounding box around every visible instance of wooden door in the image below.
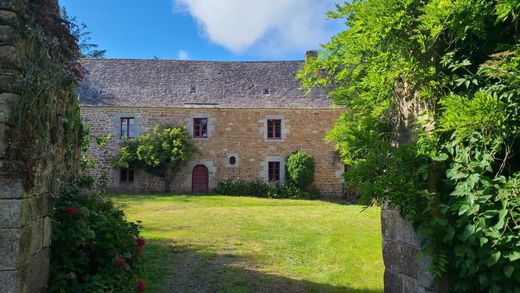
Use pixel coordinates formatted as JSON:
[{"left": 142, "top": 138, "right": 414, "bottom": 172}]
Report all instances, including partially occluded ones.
[{"left": 192, "top": 165, "right": 209, "bottom": 193}]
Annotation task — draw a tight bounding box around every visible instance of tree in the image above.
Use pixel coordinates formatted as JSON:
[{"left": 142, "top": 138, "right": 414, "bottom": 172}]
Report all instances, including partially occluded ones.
[
  {"left": 114, "top": 126, "right": 195, "bottom": 192},
  {"left": 299, "top": 0, "right": 519, "bottom": 290}
]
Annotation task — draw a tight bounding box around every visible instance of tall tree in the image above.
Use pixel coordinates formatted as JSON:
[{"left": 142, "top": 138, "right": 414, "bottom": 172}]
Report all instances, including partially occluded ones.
[{"left": 299, "top": 0, "right": 519, "bottom": 290}]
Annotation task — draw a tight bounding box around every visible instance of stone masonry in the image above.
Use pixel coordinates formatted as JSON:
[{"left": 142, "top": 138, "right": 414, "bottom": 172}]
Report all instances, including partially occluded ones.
[
  {"left": 0, "top": 1, "right": 79, "bottom": 292},
  {"left": 81, "top": 107, "right": 345, "bottom": 196},
  {"left": 381, "top": 207, "right": 445, "bottom": 292}
]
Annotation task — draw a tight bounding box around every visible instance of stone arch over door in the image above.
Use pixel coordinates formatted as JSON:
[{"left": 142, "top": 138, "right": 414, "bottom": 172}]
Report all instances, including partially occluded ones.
[{"left": 192, "top": 164, "right": 209, "bottom": 193}]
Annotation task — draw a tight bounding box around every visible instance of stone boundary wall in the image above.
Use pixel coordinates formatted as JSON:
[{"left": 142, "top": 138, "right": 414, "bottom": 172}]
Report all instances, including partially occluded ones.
[
  {"left": 381, "top": 207, "right": 445, "bottom": 292},
  {"left": 0, "top": 0, "right": 78, "bottom": 292}
]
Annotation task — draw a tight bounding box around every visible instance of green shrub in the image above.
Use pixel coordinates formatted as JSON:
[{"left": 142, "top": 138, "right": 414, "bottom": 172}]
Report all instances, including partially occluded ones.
[
  {"left": 114, "top": 125, "right": 195, "bottom": 192},
  {"left": 286, "top": 151, "right": 315, "bottom": 189},
  {"left": 215, "top": 179, "right": 319, "bottom": 199},
  {"left": 49, "top": 181, "right": 145, "bottom": 292}
]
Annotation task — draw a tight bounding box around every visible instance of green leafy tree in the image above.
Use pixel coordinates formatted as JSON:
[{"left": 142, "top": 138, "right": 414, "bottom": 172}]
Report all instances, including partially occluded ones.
[
  {"left": 114, "top": 126, "right": 195, "bottom": 192},
  {"left": 299, "top": 0, "right": 519, "bottom": 291},
  {"left": 286, "top": 151, "right": 315, "bottom": 189}
]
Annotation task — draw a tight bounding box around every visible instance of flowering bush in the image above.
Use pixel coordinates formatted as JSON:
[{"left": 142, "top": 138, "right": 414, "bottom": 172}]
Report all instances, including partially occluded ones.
[{"left": 49, "top": 183, "right": 145, "bottom": 292}]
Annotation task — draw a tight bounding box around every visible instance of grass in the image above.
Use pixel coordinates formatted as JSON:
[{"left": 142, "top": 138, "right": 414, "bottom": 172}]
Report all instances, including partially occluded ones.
[{"left": 112, "top": 194, "right": 383, "bottom": 293}]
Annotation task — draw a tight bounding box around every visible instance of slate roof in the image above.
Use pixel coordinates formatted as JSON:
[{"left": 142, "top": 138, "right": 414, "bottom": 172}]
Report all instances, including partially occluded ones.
[{"left": 78, "top": 59, "right": 331, "bottom": 109}]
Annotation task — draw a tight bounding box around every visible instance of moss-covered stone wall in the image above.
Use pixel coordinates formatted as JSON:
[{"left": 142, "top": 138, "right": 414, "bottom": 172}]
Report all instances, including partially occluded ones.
[{"left": 0, "top": 0, "right": 81, "bottom": 292}]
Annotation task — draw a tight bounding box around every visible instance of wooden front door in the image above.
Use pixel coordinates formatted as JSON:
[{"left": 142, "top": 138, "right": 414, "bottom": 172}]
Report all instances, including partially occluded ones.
[{"left": 192, "top": 165, "right": 209, "bottom": 193}]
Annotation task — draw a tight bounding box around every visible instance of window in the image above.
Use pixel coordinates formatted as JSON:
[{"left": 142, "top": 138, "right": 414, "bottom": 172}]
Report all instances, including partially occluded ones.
[
  {"left": 193, "top": 118, "right": 208, "bottom": 138},
  {"left": 120, "top": 117, "right": 135, "bottom": 139},
  {"left": 267, "top": 119, "right": 281, "bottom": 139},
  {"left": 263, "top": 88, "right": 270, "bottom": 95},
  {"left": 229, "top": 156, "right": 236, "bottom": 165},
  {"left": 120, "top": 168, "right": 134, "bottom": 183},
  {"left": 190, "top": 85, "right": 197, "bottom": 93},
  {"left": 268, "top": 162, "right": 280, "bottom": 182}
]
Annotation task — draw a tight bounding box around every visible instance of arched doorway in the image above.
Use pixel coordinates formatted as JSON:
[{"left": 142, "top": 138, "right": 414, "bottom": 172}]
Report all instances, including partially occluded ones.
[{"left": 192, "top": 164, "right": 209, "bottom": 193}]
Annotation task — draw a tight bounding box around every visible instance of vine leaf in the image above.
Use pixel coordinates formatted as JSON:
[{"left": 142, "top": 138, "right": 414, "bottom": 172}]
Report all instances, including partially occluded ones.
[
  {"left": 503, "top": 265, "right": 514, "bottom": 278},
  {"left": 508, "top": 251, "right": 520, "bottom": 262},
  {"left": 462, "top": 224, "right": 476, "bottom": 242},
  {"left": 488, "top": 251, "right": 501, "bottom": 266}
]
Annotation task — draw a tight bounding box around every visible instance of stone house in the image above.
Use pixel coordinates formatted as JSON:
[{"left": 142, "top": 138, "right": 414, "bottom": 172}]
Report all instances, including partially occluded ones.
[{"left": 78, "top": 53, "right": 345, "bottom": 196}]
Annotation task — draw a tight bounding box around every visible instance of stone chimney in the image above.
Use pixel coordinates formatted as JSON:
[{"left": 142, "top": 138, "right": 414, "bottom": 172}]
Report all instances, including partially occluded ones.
[{"left": 305, "top": 50, "right": 318, "bottom": 60}]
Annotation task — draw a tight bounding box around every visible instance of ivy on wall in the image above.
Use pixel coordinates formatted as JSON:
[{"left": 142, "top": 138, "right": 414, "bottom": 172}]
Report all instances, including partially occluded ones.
[{"left": 298, "top": 0, "right": 519, "bottom": 291}]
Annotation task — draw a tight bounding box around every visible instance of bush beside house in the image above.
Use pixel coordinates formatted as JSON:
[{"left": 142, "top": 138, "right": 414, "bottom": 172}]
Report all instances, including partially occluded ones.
[{"left": 216, "top": 150, "right": 319, "bottom": 199}]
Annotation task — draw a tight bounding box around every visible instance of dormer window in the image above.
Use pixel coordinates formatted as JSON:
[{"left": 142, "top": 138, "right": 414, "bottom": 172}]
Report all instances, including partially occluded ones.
[
  {"left": 263, "top": 88, "right": 270, "bottom": 95},
  {"left": 100, "top": 85, "right": 108, "bottom": 94},
  {"left": 190, "top": 85, "right": 197, "bottom": 93}
]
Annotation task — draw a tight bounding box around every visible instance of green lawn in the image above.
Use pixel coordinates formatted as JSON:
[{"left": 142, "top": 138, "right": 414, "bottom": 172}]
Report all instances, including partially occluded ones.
[{"left": 113, "top": 195, "right": 383, "bottom": 293}]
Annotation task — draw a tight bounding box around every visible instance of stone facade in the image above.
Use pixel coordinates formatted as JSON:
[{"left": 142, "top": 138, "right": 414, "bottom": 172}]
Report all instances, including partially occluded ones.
[
  {"left": 81, "top": 107, "right": 345, "bottom": 196},
  {"left": 0, "top": 1, "right": 80, "bottom": 292}
]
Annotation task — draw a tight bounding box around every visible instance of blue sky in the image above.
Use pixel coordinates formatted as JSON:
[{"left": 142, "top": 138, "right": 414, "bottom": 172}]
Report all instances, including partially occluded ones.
[{"left": 58, "top": 0, "right": 344, "bottom": 61}]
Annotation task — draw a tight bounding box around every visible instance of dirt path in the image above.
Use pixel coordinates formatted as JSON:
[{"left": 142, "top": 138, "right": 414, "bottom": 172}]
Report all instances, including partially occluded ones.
[{"left": 162, "top": 246, "right": 307, "bottom": 293}]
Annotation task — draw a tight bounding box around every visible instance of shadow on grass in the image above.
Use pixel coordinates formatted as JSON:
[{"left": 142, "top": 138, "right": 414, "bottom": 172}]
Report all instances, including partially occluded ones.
[
  {"left": 112, "top": 192, "right": 359, "bottom": 206},
  {"left": 143, "top": 239, "right": 382, "bottom": 293}
]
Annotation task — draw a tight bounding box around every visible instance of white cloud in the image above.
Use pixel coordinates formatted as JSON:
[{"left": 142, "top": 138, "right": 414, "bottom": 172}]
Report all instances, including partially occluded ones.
[
  {"left": 178, "top": 50, "right": 190, "bottom": 60},
  {"left": 172, "top": 0, "right": 341, "bottom": 55}
]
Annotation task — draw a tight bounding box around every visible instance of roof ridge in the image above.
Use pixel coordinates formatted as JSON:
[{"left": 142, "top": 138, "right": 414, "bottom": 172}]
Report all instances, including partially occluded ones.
[{"left": 79, "top": 58, "right": 304, "bottom": 63}]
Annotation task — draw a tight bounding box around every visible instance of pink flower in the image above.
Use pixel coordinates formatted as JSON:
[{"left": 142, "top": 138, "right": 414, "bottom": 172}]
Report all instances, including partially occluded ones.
[
  {"left": 136, "top": 238, "right": 145, "bottom": 247},
  {"left": 64, "top": 206, "right": 79, "bottom": 217},
  {"left": 115, "top": 258, "right": 125, "bottom": 266},
  {"left": 136, "top": 280, "right": 145, "bottom": 292}
]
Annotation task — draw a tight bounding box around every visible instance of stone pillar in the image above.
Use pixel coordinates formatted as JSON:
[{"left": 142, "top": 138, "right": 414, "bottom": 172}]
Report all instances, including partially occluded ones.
[
  {"left": 0, "top": 0, "right": 66, "bottom": 292},
  {"left": 381, "top": 207, "right": 443, "bottom": 292}
]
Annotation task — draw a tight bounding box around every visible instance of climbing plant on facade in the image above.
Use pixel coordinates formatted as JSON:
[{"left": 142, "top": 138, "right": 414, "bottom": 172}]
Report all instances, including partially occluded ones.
[
  {"left": 114, "top": 125, "right": 195, "bottom": 192},
  {"left": 299, "top": 0, "right": 519, "bottom": 291}
]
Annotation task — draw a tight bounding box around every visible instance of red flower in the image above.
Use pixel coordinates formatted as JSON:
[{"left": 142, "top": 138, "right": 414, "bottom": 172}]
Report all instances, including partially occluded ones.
[
  {"left": 64, "top": 206, "right": 79, "bottom": 217},
  {"left": 136, "top": 280, "right": 145, "bottom": 292},
  {"left": 136, "top": 238, "right": 145, "bottom": 247},
  {"left": 115, "top": 258, "right": 125, "bottom": 266}
]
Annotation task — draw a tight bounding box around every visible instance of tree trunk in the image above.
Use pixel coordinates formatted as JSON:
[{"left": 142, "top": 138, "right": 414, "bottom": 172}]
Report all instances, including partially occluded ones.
[{"left": 163, "top": 167, "right": 173, "bottom": 193}]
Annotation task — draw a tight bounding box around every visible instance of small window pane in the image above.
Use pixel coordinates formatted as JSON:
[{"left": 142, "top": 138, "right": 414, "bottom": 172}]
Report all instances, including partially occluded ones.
[
  {"left": 120, "top": 168, "right": 127, "bottom": 182},
  {"left": 194, "top": 118, "right": 208, "bottom": 138},
  {"left": 121, "top": 117, "right": 135, "bottom": 138},
  {"left": 267, "top": 119, "right": 281, "bottom": 139},
  {"left": 268, "top": 161, "right": 280, "bottom": 182},
  {"left": 120, "top": 168, "right": 135, "bottom": 183}
]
